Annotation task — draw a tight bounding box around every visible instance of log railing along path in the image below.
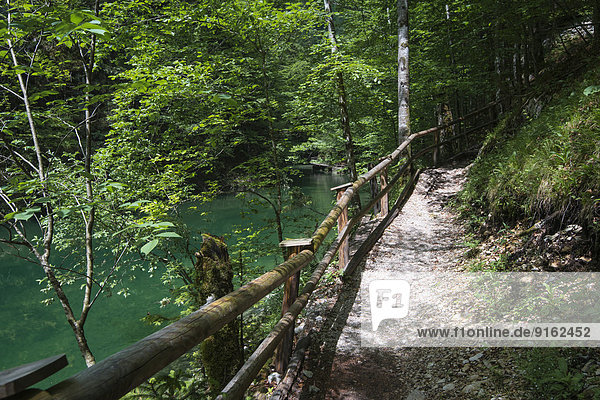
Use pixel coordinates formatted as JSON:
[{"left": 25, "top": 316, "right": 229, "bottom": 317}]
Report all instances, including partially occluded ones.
[
  {"left": 303, "top": 165, "right": 474, "bottom": 399},
  {"left": 7, "top": 102, "right": 498, "bottom": 400}
]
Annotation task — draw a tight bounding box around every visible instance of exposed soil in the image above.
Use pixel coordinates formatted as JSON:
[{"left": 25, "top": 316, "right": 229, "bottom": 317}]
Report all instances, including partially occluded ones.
[
  {"left": 294, "top": 163, "right": 531, "bottom": 400},
  {"left": 269, "top": 162, "right": 600, "bottom": 400}
]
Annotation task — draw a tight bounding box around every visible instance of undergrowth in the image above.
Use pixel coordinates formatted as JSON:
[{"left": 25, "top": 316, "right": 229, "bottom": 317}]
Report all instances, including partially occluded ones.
[
  {"left": 459, "top": 60, "right": 600, "bottom": 240},
  {"left": 516, "top": 348, "right": 600, "bottom": 400}
]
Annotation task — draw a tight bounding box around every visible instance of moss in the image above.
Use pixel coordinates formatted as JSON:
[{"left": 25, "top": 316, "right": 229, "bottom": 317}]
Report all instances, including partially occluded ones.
[{"left": 194, "top": 234, "right": 242, "bottom": 395}]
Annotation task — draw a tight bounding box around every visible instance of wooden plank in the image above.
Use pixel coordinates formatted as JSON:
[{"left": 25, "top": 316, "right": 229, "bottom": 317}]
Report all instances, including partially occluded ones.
[
  {"left": 275, "top": 239, "right": 313, "bottom": 374},
  {"left": 0, "top": 354, "right": 67, "bottom": 399},
  {"left": 274, "top": 269, "right": 300, "bottom": 374},
  {"left": 270, "top": 335, "right": 311, "bottom": 400},
  {"left": 279, "top": 239, "right": 313, "bottom": 248},
  {"left": 4, "top": 389, "right": 54, "bottom": 400},
  {"left": 218, "top": 235, "right": 343, "bottom": 400},
  {"left": 329, "top": 182, "right": 352, "bottom": 192},
  {"left": 335, "top": 189, "right": 349, "bottom": 270},
  {"left": 368, "top": 163, "right": 380, "bottom": 215},
  {"left": 379, "top": 168, "right": 389, "bottom": 218}
]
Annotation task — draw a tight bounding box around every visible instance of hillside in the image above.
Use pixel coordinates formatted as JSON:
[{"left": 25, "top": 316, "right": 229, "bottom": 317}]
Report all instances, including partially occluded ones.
[{"left": 458, "top": 54, "right": 600, "bottom": 272}]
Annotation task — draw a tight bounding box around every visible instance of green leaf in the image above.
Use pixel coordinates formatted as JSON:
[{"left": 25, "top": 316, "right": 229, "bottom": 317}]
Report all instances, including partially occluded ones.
[
  {"left": 70, "top": 12, "right": 84, "bottom": 25},
  {"left": 56, "top": 208, "right": 73, "bottom": 217},
  {"left": 141, "top": 239, "right": 159, "bottom": 255},
  {"left": 583, "top": 85, "right": 600, "bottom": 96},
  {"left": 151, "top": 222, "right": 175, "bottom": 229},
  {"left": 13, "top": 207, "right": 41, "bottom": 221},
  {"left": 86, "top": 28, "right": 107, "bottom": 36},
  {"left": 13, "top": 65, "right": 30, "bottom": 75},
  {"left": 2, "top": 211, "right": 16, "bottom": 221},
  {"left": 30, "top": 90, "right": 58, "bottom": 102},
  {"left": 155, "top": 232, "right": 182, "bottom": 238}
]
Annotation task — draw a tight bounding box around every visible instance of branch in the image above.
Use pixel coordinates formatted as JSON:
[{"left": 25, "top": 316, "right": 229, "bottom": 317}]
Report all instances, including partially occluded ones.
[
  {"left": 0, "top": 83, "right": 24, "bottom": 100},
  {"left": 239, "top": 188, "right": 279, "bottom": 218},
  {"left": 89, "top": 240, "right": 131, "bottom": 308},
  {"left": 25, "top": 36, "right": 42, "bottom": 92}
]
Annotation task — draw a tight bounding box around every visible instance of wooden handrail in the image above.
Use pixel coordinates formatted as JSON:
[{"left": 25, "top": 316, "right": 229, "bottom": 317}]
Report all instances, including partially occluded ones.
[
  {"left": 38, "top": 102, "right": 497, "bottom": 400},
  {"left": 47, "top": 251, "right": 314, "bottom": 400}
]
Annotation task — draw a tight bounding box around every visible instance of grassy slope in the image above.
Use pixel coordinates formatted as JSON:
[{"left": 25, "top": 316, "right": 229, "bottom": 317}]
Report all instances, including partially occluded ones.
[
  {"left": 459, "top": 60, "right": 600, "bottom": 241},
  {"left": 455, "top": 59, "right": 600, "bottom": 400}
]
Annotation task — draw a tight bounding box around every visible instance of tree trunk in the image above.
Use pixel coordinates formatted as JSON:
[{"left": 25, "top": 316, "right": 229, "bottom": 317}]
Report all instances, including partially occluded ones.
[
  {"left": 528, "top": 21, "right": 544, "bottom": 76},
  {"left": 522, "top": 26, "right": 531, "bottom": 87},
  {"left": 257, "top": 47, "right": 285, "bottom": 254},
  {"left": 6, "top": 2, "right": 97, "bottom": 367},
  {"left": 324, "top": 0, "right": 360, "bottom": 205},
  {"left": 194, "top": 234, "right": 241, "bottom": 396},
  {"left": 397, "top": 0, "right": 410, "bottom": 146},
  {"left": 513, "top": 42, "right": 523, "bottom": 96},
  {"left": 594, "top": 0, "right": 600, "bottom": 49}
]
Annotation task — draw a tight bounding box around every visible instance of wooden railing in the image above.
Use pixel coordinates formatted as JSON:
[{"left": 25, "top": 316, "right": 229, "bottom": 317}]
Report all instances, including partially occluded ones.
[{"left": 22, "top": 102, "right": 497, "bottom": 400}]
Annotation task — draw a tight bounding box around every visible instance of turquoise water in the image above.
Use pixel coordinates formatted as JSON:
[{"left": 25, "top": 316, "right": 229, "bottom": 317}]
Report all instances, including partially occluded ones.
[{"left": 0, "top": 168, "right": 352, "bottom": 388}]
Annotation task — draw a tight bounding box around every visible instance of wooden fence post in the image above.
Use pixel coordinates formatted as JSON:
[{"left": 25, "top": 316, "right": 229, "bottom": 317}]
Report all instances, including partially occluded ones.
[
  {"left": 330, "top": 183, "right": 352, "bottom": 270},
  {"left": 433, "top": 128, "right": 440, "bottom": 166},
  {"left": 379, "top": 167, "right": 389, "bottom": 217},
  {"left": 368, "top": 163, "right": 381, "bottom": 215},
  {"left": 274, "top": 238, "right": 313, "bottom": 374}
]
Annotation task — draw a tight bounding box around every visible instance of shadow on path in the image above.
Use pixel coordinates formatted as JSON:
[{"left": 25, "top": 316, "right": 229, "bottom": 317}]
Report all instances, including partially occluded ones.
[{"left": 299, "top": 268, "right": 361, "bottom": 400}]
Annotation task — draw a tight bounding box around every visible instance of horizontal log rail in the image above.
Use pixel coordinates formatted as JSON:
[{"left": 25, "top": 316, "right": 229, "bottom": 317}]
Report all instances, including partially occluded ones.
[{"left": 31, "top": 102, "right": 498, "bottom": 400}]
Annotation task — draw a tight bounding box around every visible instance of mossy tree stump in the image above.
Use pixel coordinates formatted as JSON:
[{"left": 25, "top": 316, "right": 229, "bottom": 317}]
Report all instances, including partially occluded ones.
[{"left": 194, "top": 234, "right": 242, "bottom": 395}]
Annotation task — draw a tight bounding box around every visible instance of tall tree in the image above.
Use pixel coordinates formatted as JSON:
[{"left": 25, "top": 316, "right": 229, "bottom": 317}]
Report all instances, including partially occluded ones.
[
  {"left": 323, "top": 0, "right": 359, "bottom": 187},
  {"left": 594, "top": 0, "right": 600, "bottom": 49},
  {"left": 0, "top": 2, "right": 183, "bottom": 367},
  {"left": 397, "top": 0, "right": 410, "bottom": 145}
]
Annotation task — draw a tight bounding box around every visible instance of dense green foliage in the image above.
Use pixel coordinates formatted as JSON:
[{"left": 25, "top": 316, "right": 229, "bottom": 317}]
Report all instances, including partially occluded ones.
[
  {"left": 0, "top": 0, "right": 599, "bottom": 396},
  {"left": 460, "top": 58, "right": 600, "bottom": 236}
]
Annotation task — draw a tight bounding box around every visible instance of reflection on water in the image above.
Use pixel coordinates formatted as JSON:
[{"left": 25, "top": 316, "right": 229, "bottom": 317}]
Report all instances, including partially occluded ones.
[{"left": 0, "top": 168, "right": 352, "bottom": 387}]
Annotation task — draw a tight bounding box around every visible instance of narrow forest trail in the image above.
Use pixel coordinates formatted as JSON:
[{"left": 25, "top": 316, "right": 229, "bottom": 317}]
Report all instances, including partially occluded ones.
[{"left": 294, "top": 163, "right": 528, "bottom": 400}]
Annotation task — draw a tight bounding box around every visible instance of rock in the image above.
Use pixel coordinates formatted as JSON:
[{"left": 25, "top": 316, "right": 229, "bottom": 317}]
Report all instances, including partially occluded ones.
[
  {"left": 406, "top": 389, "right": 426, "bottom": 400},
  {"left": 582, "top": 360, "right": 595, "bottom": 373},
  {"left": 462, "top": 381, "right": 483, "bottom": 393},
  {"left": 267, "top": 372, "right": 281, "bottom": 385},
  {"left": 581, "top": 385, "right": 600, "bottom": 399},
  {"left": 442, "top": 383, "right": 456, "bottom": 391}
]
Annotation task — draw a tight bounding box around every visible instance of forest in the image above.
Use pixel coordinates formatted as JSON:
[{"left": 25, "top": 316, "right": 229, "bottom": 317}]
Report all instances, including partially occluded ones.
[{"left": 0, "top": 0, "right": 599, "bottom": 399}]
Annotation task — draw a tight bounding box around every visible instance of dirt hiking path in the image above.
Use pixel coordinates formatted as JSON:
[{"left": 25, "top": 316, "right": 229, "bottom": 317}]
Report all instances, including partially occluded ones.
[{"left": 293, "top": 164, "right": 527, "bottom": 400}]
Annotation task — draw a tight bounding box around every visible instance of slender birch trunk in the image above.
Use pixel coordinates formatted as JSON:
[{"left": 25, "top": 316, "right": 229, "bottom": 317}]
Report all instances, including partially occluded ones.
[
  {"left": 323, "top": 0, "right": 360, "bottom": 194},
  {"left": 5, "top": 0, "right": 97, "bottom": 366},
  {"left": 397, "top": 0, "right": 410, "bottom": 146}
]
